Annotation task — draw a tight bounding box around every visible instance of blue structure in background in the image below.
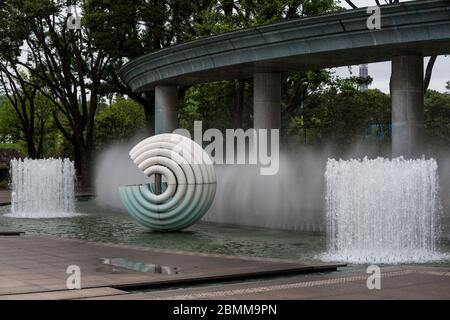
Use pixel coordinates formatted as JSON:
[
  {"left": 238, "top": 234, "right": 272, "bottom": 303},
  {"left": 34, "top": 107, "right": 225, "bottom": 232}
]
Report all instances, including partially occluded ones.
[{"left": 366, "top": 124, "right": 392, "bottom": 142}]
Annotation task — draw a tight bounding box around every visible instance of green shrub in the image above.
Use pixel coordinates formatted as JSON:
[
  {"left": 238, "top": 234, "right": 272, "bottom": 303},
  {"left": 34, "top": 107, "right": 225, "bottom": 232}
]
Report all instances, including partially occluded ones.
[{"left": 0, "top": 180, "right": 9, "bottom": 190}]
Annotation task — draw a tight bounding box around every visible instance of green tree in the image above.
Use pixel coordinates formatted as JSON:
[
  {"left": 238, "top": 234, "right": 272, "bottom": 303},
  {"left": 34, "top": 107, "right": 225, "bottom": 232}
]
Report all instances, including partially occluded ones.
[
  {"left": 84, "top": 0, "right": 338, "bottom": 138},
  {"left": 180, "top": 0, "right": 338, "bottom": 137},
  {"left": 94, "top": 97, "right": 146, "bottom": 149},
  {"left": 0, "top": 64, "right": 58, "bottom": 158},
  {"left": 0, "top": 0, "right": 111, "bottom": 186},
  {"left": 84, "top": 0, "right": 215, "bottom": 134},
  {"left": 425, "top": 90, "right": 450, "bottom": 146},
  {"left": 0, "top": 90, "right": 59, "bottom": 158},
  {"left": 287, "top": 76, "right": 391, "bottom": 151}
]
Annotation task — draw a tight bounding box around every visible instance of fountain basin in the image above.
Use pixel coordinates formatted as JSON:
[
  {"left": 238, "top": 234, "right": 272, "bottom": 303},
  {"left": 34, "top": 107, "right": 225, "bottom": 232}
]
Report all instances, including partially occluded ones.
[{"left": 0, "top": 198, "right": 449, "bottom": 266}]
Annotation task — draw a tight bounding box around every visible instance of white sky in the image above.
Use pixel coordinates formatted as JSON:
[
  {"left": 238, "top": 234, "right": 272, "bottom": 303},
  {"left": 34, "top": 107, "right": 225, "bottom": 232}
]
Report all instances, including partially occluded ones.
[{"left": 335, "top": 0, "right": 449, "bottom": 93}]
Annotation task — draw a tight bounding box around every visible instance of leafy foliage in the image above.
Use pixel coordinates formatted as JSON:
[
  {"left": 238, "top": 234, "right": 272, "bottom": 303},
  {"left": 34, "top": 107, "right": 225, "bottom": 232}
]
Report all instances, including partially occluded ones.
[
  {"left": 94, "top": 97, "right": 146, "bottom": 149},
  {"left": 425, "top": 90, "right": 450, "bottom": 146}
]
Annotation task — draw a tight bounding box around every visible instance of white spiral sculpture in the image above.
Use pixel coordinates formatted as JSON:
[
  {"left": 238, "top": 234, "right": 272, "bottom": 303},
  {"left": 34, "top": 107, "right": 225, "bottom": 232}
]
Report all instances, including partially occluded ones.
[{"left": 119, "top": 133, "right": 216, "bottom": 231}]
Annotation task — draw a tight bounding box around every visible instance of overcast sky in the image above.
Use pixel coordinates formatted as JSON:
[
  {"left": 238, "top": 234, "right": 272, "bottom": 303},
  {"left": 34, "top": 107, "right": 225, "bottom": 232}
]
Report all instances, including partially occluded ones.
[{"left": 335, "top": 0, "right": 449, "bottom": 93}]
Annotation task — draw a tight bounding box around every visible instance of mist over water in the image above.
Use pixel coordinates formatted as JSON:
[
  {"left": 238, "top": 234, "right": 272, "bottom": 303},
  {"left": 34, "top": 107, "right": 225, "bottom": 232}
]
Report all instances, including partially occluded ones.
[
  {"left": 204, "top": 152, "right": 329, "bottom": 232},
  {"left": 94, "top": 136, "right": 149, "bottom": 209},
  {"left": 205, "top": 141, "right": 401, "bottom": 231},
  {"left": 94, "top": 137, "right": 332, "bottom": 231},
  {"left": 94, "top": 137, "right": 450, "bottom": 233}
]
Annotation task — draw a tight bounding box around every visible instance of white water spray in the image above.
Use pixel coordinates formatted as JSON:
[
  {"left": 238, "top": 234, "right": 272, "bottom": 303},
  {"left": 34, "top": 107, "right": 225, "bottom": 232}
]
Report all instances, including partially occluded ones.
[
  {"left": 322, "top": 157, "right": 447, "bottom": 264},
  {"left": 7, "top": 158, "right": 78, "bottom": 218}
]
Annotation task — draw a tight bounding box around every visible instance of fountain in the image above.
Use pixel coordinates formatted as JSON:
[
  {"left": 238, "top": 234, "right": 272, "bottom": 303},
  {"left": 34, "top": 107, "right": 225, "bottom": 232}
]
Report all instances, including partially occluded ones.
[
  {"left": 321, "top": 157, "right": 447, "bottom": 264},
  {"left": 7, "top": 158, "right": 78, "bottom": 218}
]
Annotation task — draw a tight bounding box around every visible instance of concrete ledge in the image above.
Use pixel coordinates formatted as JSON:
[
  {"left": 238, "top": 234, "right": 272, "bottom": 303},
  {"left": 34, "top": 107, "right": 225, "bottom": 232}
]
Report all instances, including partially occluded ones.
[
  {"left": 0, "top": 287, "right": 127, "bottom": 300},
  {"left": 0, "top": 228, "right": 24, "bottom": 236},
  {"left": 0, "top": 191, "right": 95, "bottom": 207}
]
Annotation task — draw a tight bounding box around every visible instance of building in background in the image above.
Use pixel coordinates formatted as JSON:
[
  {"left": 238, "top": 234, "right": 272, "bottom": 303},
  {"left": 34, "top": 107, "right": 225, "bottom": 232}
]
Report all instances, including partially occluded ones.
[{"left": 359, "top": 64, "right": 369, "bottom": 92}]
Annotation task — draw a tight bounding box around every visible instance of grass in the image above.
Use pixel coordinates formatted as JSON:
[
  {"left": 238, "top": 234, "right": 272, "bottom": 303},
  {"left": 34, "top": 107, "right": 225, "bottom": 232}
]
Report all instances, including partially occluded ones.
[
  {"left": 0, "top": 143, "right": 25, "bottom": 156},
  {"left": 0, "top": 143, "right": 23, "bottom": 150}
]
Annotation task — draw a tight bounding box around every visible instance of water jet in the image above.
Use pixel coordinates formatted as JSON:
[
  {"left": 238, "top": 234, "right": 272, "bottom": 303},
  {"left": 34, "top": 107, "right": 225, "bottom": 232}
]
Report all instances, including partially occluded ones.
[
  {"left": 7, "top": 158, "right": 77, "bottom": 218},
  {"left": 322, "top": 157, "right": 447, "bottom": 264}
]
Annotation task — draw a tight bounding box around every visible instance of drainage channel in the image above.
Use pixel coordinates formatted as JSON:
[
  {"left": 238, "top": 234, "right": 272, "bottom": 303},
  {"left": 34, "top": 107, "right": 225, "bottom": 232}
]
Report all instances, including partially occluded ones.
[
  {"left": 112, "top": 267, "right": 354, "bottom": 294},
  {"left": 98, "top": 256, "right": 350, "bottom": 293}
]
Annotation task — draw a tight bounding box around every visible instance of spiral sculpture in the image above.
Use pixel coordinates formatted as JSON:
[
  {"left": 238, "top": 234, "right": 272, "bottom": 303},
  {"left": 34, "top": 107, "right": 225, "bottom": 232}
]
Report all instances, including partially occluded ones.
[{"left": 119, "top": 133, "right": 216, "bottom": 231}]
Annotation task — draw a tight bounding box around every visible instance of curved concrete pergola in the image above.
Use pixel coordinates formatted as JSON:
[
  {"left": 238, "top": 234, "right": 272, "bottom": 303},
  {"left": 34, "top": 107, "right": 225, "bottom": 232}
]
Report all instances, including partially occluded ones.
[{"left": 119, "top": 0, "right": 450, "bottom": 157}]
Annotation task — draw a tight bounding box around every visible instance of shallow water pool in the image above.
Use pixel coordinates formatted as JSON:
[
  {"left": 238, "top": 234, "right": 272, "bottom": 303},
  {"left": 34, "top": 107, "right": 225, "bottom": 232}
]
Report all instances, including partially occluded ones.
[{"left": 1, "top": 198, "right": 450, "bottom": 268}]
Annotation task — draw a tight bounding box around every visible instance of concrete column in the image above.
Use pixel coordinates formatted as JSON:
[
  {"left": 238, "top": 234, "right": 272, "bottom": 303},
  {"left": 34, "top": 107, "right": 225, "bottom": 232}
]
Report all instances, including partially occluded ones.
[
  {"left": 154, "top": 85, "right": 178, "bottom": 194},
  {"left": 391, "top": 56, "right": 424, "bottom": 158},
  {"left": 155, "top": 85, "right": 178, "bottom": 134},
  {"left": 143, "top": 91, "right": 155, "bottom": 136},
  {"left": 253, "top": 73, "right": 281, "bottom": 129}
]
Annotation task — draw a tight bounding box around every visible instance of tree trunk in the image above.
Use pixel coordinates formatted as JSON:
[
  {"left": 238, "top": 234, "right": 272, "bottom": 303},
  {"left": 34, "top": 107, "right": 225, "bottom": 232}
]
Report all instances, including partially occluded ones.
[
  {"left": 80, "top": 146, "right": 93, "bottom": 191},
  {"left": 37, "top": 115, "right": 44, "bottom": 158},
  {"left": 25, "top": 133, "right": 37, "bottom": 159},
  {"left": 222, "top": 0, "right": 234, "bottom": 16},
  {"left": 424, "top": 55, "right": 437, "bottom": 93},
  {"left": 73, "top": 116, "right": 95, "bottom": 190},
  {"left": 72, "top": 139, "right": 83, "bottom": 187},
  {"left": 72, "top": 138, "right": 93, "bottom": 191}
]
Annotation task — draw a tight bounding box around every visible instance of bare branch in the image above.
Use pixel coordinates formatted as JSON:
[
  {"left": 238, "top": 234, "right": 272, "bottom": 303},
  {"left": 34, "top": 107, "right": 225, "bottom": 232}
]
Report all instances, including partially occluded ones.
[
  {"left": 424, "top": 55, "right": 437, "bottom": 93},
  {"left": 344, "top": 0, "right": 358, "bottom": 9}
]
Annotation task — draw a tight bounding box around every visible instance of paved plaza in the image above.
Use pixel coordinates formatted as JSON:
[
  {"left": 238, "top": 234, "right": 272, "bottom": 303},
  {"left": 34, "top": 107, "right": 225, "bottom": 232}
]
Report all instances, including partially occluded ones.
[
  {"left": 0, "top": 230, "right": 448, "bottom": 300},
  {"left": 0, "top": 231, "right": 340, "bottom": 299},
  {"left": 1, "top": 192, "right": 450, "bottom": 300}
]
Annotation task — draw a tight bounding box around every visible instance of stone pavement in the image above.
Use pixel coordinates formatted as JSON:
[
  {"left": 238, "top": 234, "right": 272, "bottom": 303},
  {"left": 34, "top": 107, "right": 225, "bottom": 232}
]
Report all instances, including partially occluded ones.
[
  {"left": 83, "top": 266, "right": 450, "bottom": 300},
  {"left": 0, "top": 190, "right": 10, "bottom": 206},
  {"left": 1, "top": 232, "right": 449, "bottom": 300},
  {"left": 0, "top": 233, "right": 341, "bottom": 299}
]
